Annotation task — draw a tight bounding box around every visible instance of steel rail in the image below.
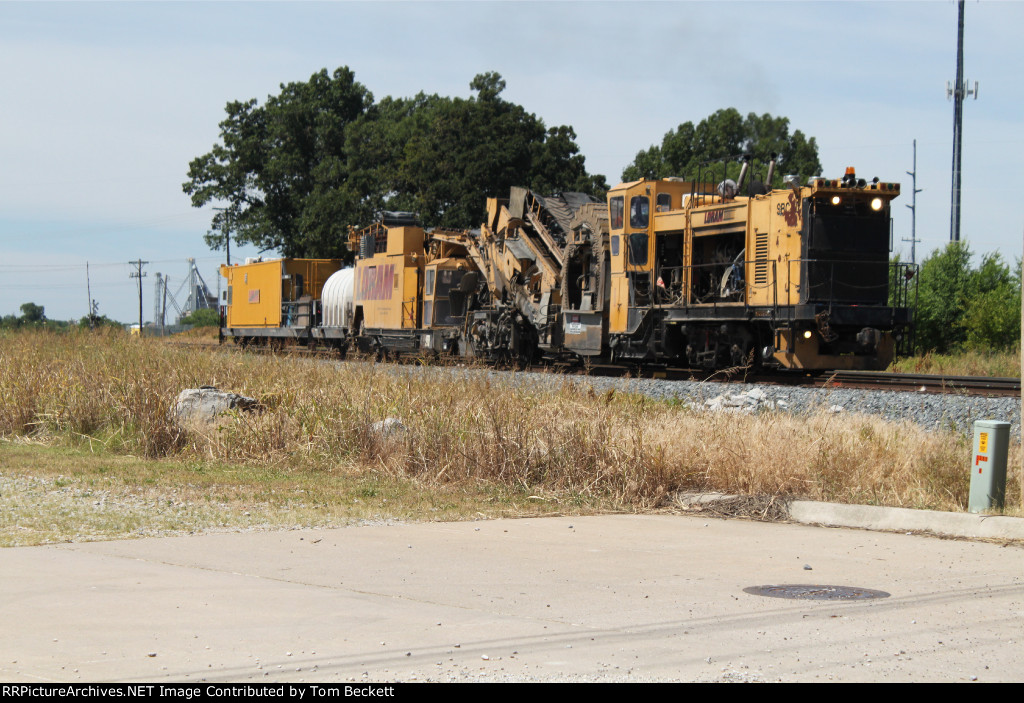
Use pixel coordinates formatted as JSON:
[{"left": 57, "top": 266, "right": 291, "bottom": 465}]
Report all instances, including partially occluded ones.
[{"left": 172, "top": 340, "right": 1021, "bottom": 398}]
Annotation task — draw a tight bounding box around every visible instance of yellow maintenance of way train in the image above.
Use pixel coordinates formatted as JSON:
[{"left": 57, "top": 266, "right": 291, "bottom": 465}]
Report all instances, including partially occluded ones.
[{"left": 220, "top": 166, "right": 915, "bottom": 371}]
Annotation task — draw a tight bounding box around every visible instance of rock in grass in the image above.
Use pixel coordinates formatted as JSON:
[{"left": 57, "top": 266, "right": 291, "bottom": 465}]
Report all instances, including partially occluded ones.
[
  {"left": 172, "top": 387, "right": 259, "bottom": 426},
  {"left": 371, "top": 417, "right": 407, "bottom": 437}
]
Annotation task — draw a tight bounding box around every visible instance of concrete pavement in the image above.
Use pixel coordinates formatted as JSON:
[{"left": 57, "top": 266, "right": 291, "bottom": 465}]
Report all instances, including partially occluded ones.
[{"left": 3, "top": 512, "right": 1024, "bottom": 682}]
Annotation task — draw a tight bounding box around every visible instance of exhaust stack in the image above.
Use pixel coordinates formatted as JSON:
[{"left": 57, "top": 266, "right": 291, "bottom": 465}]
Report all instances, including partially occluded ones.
[
  {"left": 736, "top": 155, "right": 751, "bottom": 191},
  {"left": 764, "top": 155, "right": 777, "bottom": 189}
]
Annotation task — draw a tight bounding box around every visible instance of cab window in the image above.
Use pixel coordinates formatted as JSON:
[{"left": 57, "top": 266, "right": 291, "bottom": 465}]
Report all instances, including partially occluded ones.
[
  {"left": 425, "top": 269, "right": 435, "bottom": 296},
  {"left": 629, "top": 196, "right": 649, "bottom": 229},
  {"left": 610, "top": 196, "right": 624, "bottom": 229},
  {"left": 656, "top": 193, "right": 672, "bottom": 212},
  {"left": 435, "top": 269, "right": 463, "bottom": 297},
  {"left": 629, "top": 233, "right": 648, "bottom": 266}
]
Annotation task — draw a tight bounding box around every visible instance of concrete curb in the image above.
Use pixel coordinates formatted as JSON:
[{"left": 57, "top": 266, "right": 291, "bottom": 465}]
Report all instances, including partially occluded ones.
[
  {"left": 674, "top": 492, "right": 1024, "bottom": 541},
  {"left": 788, "top": 500, "right": 1024, "bottom": 541}
]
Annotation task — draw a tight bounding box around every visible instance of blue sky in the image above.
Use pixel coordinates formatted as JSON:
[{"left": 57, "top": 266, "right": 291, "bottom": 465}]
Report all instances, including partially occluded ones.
[{"left": 1, "top": 0, "right": 1021, "bottom": 323}]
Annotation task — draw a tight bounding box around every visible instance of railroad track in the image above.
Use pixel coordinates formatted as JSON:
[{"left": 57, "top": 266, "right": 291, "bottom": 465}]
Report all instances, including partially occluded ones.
[
  {"left": 810, "top": 370, "right": 1021, "bottom": 397},
  {"left": 172, "top": 340, "right": 1021, "bottom": 398},
  {"left": 570, "top": 364, "right": 1020, "bottom": 397}
]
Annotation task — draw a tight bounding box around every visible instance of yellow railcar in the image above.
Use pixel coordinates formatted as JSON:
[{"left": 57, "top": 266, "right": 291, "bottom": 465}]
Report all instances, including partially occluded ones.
[
  {"left": 221, "top": 258, "right": 341, "bottom": 342},
  {"left": 348, "top": 215, "right": 481, "bottom": 356}
]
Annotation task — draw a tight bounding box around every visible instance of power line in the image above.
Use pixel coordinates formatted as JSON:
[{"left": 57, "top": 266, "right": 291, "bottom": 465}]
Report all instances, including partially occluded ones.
[
  {"left": 0, "top": 282, "right": 136, "bottom": 290},
  {"left": 0, "top": 211, "right": 205, "bottom": 237},
  {"left": 0, "top": 255, "right": 226, "bottom": 271}
]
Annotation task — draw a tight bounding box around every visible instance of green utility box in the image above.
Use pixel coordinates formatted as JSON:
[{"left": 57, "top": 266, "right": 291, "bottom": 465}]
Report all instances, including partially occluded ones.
[{"left": 968, "top": 420, "right": 1010, "bottom": 513}]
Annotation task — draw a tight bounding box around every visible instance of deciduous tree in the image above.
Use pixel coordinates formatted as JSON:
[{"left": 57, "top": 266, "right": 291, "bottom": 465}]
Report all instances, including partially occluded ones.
[
  {"left": 912, "top": 243, "right": 1021, "bottom": 353},
  {"left": 19, "top": 302, "right": 45, "bottom": 324},
  {"left": 184, "top": 69, "right": 605, "bottom": 259},
  {"left": 621, "top": 108, "right": 821, "bottom": 188},
  {"left": 184, "top": 67, "right": 375, "bottom": 259},
  {"left": 180, "top": 308, "right": 221, "bottom": 328}
]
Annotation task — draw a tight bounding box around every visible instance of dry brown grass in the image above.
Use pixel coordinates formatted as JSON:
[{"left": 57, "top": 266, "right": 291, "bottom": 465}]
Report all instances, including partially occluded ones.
[
  {"left": 171, "top": 326, "right": 221, "bottom": 343},
  {"left": 0, "top": 328, "right": 1018, "bottom": 546}
]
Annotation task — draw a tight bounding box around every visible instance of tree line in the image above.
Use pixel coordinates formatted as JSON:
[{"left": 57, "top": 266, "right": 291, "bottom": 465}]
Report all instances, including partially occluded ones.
[
  {"left": 0, "top": 303, "right": 121, "bottom": 331},
  {"left": 184, "top": 69, "right": 825, "bottom": 261},
  {"left": 0, "top": 305, "right": 220, "bottom": 331}
]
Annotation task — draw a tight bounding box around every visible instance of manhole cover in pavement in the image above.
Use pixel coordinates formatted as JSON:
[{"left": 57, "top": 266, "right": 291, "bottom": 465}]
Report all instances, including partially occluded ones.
[{"left": 743, "top": 584, "right": 890, "bottom": 601}]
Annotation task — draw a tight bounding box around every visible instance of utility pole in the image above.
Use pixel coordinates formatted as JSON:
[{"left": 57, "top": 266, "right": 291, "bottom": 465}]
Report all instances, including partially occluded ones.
[
  {"left": 188, "top": 258, "right": 197, "bottom": 314},
  {"left": 86, "top": 262, "right": 94, "bottom": 329},
  {"left": 213, "top": 206, "right": 231, "bottom": 266},
  {"left": 903, "top": 139, "right": 924, "bottom": 264},
  {"left": 947, "top": 0, "right": 978, "bottom": 242},
  {"left": 128, "top": 259, "right": 148, "bottom": 335},
  {"left": 154, "top": 273, "right": 161, "bottom": 332}
]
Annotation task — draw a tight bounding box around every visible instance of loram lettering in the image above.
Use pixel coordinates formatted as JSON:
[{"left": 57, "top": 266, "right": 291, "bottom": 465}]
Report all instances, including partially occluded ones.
[{"left": 357, "top": 264, "right": 395, "bottom": 301}]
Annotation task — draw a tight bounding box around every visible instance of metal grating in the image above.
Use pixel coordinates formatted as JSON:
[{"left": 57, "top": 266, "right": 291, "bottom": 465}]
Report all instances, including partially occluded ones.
[
  {"left": 743, "top": 584, "right": 890, "bottom": 601},
  {"left": 753, "top": 231, "right": 769, "bottom": 285}
]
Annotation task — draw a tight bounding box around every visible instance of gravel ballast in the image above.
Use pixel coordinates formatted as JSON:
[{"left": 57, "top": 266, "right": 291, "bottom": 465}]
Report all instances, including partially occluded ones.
[{"left": 397, "top": 364, "right": 1021, "bottom": 439}]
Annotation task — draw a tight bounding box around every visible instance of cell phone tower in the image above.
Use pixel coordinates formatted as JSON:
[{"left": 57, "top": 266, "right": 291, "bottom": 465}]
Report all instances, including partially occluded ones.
[{"left": 947, "top": 0, "right": 979, "bottom": 243}]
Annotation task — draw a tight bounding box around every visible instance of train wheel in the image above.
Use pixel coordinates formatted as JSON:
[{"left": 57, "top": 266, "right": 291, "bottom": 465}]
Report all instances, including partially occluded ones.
[{"left": 515, "top": 331, "right": 537, "bottom": 370}]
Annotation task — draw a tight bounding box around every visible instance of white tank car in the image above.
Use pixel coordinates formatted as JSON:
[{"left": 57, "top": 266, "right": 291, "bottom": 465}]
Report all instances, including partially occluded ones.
[{"left": 320, "top": 268, "right": 355, "bottom": 330}]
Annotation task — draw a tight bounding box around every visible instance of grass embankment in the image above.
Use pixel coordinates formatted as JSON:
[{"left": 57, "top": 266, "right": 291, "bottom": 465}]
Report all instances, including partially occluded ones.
[
  {"left": 0, "top": 329, "right": 1018, "bottom": 546},
  {"left": 890, "top": 347, "right": 1021, "bottom": 377}
]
